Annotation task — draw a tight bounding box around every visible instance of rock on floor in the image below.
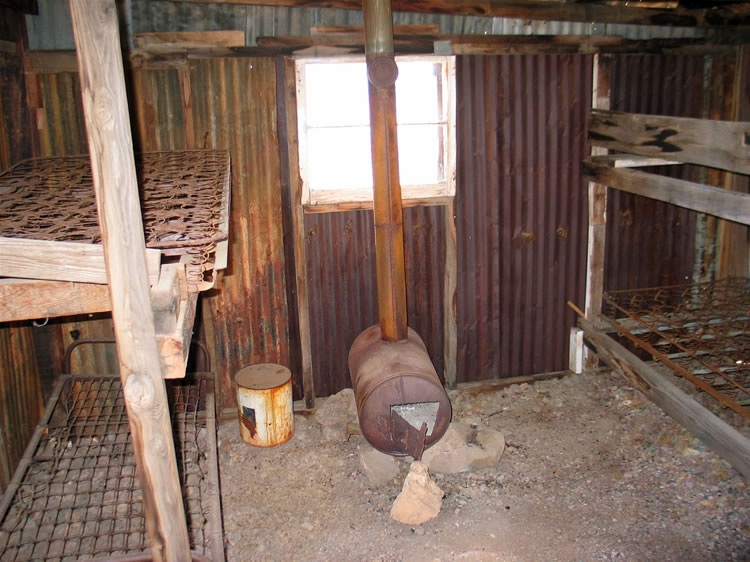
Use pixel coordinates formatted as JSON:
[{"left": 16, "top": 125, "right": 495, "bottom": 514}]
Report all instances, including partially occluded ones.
[
  {"left": 359, "top": 445, "right": 400, "bottom": 487},
  {"left": 422, "top": 417, "right": 505, "bottom": 474},
  {"left": 391, "top": 461, "right": 444, "bottom": 525},
  {"left": 312, "top": 388, "right": 357, "bottom": 441}
]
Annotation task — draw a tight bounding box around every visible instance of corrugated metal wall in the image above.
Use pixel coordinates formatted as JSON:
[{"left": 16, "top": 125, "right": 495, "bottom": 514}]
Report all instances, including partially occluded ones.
[
  {"left": 304, "top": 206, "right": 445, "bottom": 397},
  {"left": 604, "top": 55, "right": 705, "bottom": 291},
  {"left": 0, "top": 7, "right": 43, "bottom": 494},
  {"left": 26, "top": 0, "right": 703, "bottom": 51},
  {"left": 456, "top": 55, "right": 592, "bottom": 382}
]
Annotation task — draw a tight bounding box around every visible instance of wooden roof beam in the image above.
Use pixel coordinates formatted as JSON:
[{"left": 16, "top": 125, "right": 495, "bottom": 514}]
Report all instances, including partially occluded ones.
[{"left": 169, "top": 0, "right": 750, "bottom": 27}]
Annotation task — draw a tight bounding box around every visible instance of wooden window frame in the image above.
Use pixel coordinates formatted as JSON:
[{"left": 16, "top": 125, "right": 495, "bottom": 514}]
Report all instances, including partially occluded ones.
[{"left": 295, "top": 54, "right": 456, "bottom": 213}]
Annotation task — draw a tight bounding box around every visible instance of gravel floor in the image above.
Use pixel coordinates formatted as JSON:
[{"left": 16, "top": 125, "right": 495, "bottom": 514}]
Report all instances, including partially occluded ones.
[{"left": 217, "top": 369, "right": 750, "bottom": 561}]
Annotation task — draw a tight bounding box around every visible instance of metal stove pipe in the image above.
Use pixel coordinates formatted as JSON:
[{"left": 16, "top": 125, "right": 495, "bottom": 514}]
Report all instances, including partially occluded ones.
[{"left": 348, "top": 0, "right": 451, "bottom": 459}]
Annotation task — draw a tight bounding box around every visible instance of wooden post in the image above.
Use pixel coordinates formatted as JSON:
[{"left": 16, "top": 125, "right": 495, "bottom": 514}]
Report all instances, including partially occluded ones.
[
  {"left": 443, "top": 198, "right": 457, "bottom": 388},
  {"left": 582, "top": 53, "right": 611, "bottom": 368},
  {"left": 364, "top": 0, "right": 408, "bottom": 343},
  {"left": 69, "top": 1, "right": 191, "bottom": 560},
  {"left": 283, "top": 56, "right": 316, "bottom": 409}
]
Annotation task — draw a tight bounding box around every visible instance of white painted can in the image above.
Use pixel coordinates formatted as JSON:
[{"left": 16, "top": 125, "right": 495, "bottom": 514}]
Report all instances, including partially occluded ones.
[{"left": 234, "top": 363, "right": 294, "bottom": 447}]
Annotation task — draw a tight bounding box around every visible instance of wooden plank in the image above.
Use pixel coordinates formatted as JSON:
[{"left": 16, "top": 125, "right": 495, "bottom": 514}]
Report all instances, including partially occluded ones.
[
  {"left": 589, "top": 154, "right": 681, "bottom": 168},
  {"left": 443, "top": 198, "right": 457, "bottom": 389},
  {"left": 168, "top": 0, "right": 750, "bottom": 28},
  {"left": 69, "top": 1, "right": 190, "bottom": 560},
  {"left": 303, "top": 195, "right": 453, "bottom": 214},
  {"left": 584, "top": 160, "right": 750, "bottom": 225},
  {"left": 23, "top": 50, "right": 79, "bottom": 74},
  {"left": 0, "top": 278, "right": 111, "bottom": 323},
  {"left": 310, "top": 24, "right": 440, "bottom": 38},
  {"left": 579, "top": 316, "right": 750, "bottom": 480},
  {"left": 457, "top": 370, "right": 572, "bottom": 394},
  {"left": 151, "top": 264, "right": 180, "bottom": 335},
  {"left": 284, "top": 56, "right": 315, "bottom": 409},
  {"left": 590, "top": 108, "right": 750, "bottom": 175},
  {"left": 0, "top": 237, "right": 161, "bottom": 285},
  {"left": 134, "top": 30, "right": 245, "bottom": 48},
  {"left": 159, "top": 291, "right": 198, "bottom": 380},
  {"left": 583, "top": 53, "right": 611, "bottom": 368}
]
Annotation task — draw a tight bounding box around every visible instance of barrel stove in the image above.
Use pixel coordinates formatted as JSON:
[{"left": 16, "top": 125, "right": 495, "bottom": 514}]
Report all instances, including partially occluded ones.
[{"left": 348, "top": 0, "right": 451, "bottom": 459}]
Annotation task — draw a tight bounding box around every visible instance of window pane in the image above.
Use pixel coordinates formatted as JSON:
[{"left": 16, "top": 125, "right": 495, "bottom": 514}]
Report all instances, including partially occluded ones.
[
  {"left": 304, "top": 63, "right": 370, "bottom": 127},
  {"left": 397, "top": 124, "right": 444, "bottom": 186},
  {"left": 307, "top": 126, "right": 373, "bottom": 190},
  {"left": 395, "top": 62, "right": 442, "bottom": 124}
]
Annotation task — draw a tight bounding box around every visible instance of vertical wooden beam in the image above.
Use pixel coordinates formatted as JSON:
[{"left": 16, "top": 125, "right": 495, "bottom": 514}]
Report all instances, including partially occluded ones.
[
  {"left": 364, "top": 0, "right": 408, "bottom": 343},
  {"left": 583, "top": 53, "right": 611, "bottom": 368},
  {"left": 68, "top": 1, "right": 190, "bottom": 561},
  {"left": 283, "top": 56, "right": 315, "bottom": 409},
  {"left": 443, "top": 198, "right": 457, "bottom": 388},
  {"left": 718, "top": 45, "right": 750, "bottom": 279}
]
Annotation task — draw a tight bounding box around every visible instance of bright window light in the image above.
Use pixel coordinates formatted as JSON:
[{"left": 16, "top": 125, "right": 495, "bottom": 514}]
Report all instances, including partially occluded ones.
[{"left": 296, "top": 56, "right": 456, "bottom": 207}]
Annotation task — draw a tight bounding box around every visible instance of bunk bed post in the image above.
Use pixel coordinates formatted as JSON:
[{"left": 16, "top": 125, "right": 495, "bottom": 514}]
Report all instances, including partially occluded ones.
[
  {"left": 582, "top": 53, "right": 612, "bottom": 369},
  {"left": 68, "top": 1, "right": 191, "bottom": 560}
]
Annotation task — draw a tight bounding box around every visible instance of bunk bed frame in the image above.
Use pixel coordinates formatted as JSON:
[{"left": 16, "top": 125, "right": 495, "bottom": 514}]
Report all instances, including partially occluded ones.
[
  {"left": 574, "top": 53, "right": 750, "bottom": 480},
  {"left": 0, "top": 1, "right": 229, "bottom": 560}
]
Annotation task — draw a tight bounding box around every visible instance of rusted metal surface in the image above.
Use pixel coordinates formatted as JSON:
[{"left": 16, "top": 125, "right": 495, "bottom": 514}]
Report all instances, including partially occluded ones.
[
  {"left": 602, "top": 278, "right": 750, "bottom": 421},
  {"left": 188, "top": 57, "right": 292, "bottom": 411},
  {"left": 605, "top": 54, "right": 705, "bottom": 292},
  {"left": 0, "top": 374, "right": 223, "bottom": 561},
  {"left": 456, "top": 54, "right": 592, "bottom": 381},
  {"left": 0, "top": 150, "right": 230, "bottom": 289},
  {"left": 348, "top": 325, "right": 451, "bottom": 456},
  {"left": 364, "top": 0, "right": 408, "bottom": 343},
  {"left": 234, "top": 363, "right": 294, "bottom": 446},
  {"left": 304, "top": 205, "right": 444, "bottom": 397}
]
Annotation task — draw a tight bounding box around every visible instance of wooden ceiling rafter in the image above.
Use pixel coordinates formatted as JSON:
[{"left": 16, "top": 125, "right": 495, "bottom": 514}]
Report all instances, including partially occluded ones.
[{"left": 167, "top": 0, "right": 750, "bottom": 27}]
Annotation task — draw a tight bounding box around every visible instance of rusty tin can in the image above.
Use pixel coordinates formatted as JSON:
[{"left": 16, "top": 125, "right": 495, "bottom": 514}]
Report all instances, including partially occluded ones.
[
  {"left": 234, "top": 363, "right": 294, "bottom": 447},
  {"left": 349, "top": 325, "right": 452, "bottom": 456}
]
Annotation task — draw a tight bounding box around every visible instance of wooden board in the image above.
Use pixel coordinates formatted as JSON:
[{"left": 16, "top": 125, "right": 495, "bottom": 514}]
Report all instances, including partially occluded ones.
[
  {"left": 159, "top": 291, "right": 199, "bottom": 380},
  {"left": 0, "top": 237, "right": 161, "bottom": 285},
  {"left": 584, "top": 160, "right": 750, "bottom": 225},
  {"left": 0, "top": 278, "right": 111, "bottom": 323},
  {"left": 69, "top": 0, "right": 191, "bottom": 559},
  {"left": 443, "top": 198, "right": 457, "bottom": 389},
  {"left": 579, "top": 316, "right": 750, "bottom": 480},
  {"left": 589, "top": 154, "right": 681, "bottom": 168},
  {"left": 134, "top": 30, "right": 245, "bottom": 48},
  {"left": 589, "top": 108, "right": 750, "bottom": 175}
]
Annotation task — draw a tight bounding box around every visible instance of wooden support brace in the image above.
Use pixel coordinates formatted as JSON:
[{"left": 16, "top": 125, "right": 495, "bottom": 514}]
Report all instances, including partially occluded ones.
[
  {"left": 0, "top": 278, "right": 112, "bottom": 323},
  {"left": 69, "top": 1, "right": 190, "bottom": 560},
  {"left": 579, "top": 316, "right": 750, "bottom": 480},
  {"left": 584, "top": 160, "right": 750, "bottom": 226},
  {"left": 0, "top": 237, "right": 161, "bottom": 285},
  {"left": 443, "top": 198, "right": 457, "bottom": 389}
]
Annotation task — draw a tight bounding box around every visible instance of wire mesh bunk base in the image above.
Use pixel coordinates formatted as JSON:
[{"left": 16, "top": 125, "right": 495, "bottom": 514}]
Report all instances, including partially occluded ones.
[
  {"left": 602, "top": 277, "right": 750, "bottom": 422},
  {"left": 0, "top": 375, "right": 223, "bottom": 561},
  {"left": 0, "top": 151, "right": 230, "bottom": 290}
]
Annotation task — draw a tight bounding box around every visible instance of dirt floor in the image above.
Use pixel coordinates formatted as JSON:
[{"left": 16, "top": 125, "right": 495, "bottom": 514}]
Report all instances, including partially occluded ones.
[{"left": 216, "top": 369, "right": 750, "bottom": 561}]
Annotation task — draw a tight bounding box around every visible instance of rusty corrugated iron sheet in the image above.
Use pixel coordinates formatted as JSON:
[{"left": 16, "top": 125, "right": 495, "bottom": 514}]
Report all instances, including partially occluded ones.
[
  {"left": 189, "top": 57, "right": 291, "bottom": 411},
  {"left": 605, "top": 55, "right": 705, "bottom": 292},
  {"left": 0, "top": 324, "right": 43, "bottom": 492},
  {"left": 304, "top": 206, "right": 444, "bottom": 397},
  {"left": 456, "top": 54, "right": 592, "bottom": 382}
]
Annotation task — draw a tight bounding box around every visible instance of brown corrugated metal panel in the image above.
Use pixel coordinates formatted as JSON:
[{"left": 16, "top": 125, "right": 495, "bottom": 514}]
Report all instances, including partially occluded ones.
[
  {"left": 0, "top": 9, "right": 41, "bottom": 495},
  {"left": 304, "top": 206, "right": 444, "bottom": 397},
  {"left": 132, "top": 67, "right": 187, "bottom": 152},
  {"left": 455, "top": 55, "right": 592, "bottom": 382},
  {"left": 0, "top": 324, "right": 43, "bottom": 492},
  {"left": 605, "top": 55, "right": 705, "bottom": 292},
  {"left": 189, "top": 57, "right": 291, "bottom": 411},
  {"left": 32, "top": 71, "right": 119, "bottom": 377}
]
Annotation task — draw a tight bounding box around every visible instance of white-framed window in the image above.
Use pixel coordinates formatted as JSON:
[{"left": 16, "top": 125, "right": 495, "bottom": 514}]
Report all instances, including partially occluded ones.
[{"left": 295, "top": 55, "right": 456, "bottom": 209}]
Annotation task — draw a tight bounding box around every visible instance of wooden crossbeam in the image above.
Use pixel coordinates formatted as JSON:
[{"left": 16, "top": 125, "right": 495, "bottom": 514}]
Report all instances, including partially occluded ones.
[
  {"left": 0, "top": 278, "right": 111, "bottom": 322},
  {"left": 168, "top": 0, "right": 750, "bottom": 28},
  {"left": 589, "top": 109, "right": 750, "bottom": 175},
  {"left": 0, "top": 237, "right": 161, "bottom": 285},
  {"left": 583, "top": 160, "right": 750, "bottom": 225}
]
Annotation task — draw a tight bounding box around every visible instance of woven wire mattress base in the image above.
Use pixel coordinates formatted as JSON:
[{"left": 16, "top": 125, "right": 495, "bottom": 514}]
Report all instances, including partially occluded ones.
[
  {"left": 0, "top": 375, "right": 223, "bottom": 561},
  {"left": 603, "top": 278, "right": 750, "bottom": 422},
  {"left": 0, "top": 151, "right": 230, "bottom": 289}
]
